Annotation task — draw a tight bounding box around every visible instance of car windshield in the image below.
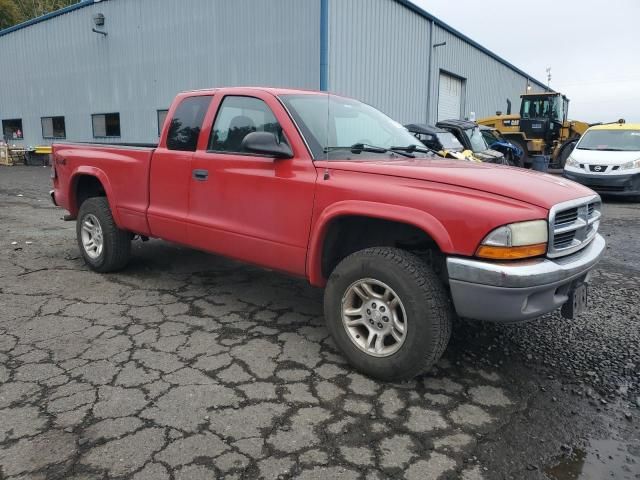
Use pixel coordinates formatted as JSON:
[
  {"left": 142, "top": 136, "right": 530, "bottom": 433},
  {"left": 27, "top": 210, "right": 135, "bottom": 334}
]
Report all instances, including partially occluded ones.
[
  {"left": 436, "top": 131, "right": 463, "bottom": 151},
  {"left": 465, "top": 127, "right": 488, "bottom": 152},
  {"left": 279, "top": 94, "right": 433, "bottom": 160},
  {"left": 577, "top": 129, "right": 640, "bottom": 152},
  {"left": 481, "top": 129, "right": 499, "bottom": 145}
]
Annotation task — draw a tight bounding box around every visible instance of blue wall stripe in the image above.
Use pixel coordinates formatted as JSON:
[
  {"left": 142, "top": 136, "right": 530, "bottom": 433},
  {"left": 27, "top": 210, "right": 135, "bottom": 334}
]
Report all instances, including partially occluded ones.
[{"left": 319, "top": 0, "right": 329, "bottom": 90}]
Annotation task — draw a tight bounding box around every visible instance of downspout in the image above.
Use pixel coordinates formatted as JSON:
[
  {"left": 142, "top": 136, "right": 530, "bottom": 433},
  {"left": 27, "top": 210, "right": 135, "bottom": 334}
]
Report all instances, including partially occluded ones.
[
  {"left": 425, "top": 19, "right": 434, "bottom": 123},
  {"left": 320, "top": 0, "right": 329, "bottom": 91}
]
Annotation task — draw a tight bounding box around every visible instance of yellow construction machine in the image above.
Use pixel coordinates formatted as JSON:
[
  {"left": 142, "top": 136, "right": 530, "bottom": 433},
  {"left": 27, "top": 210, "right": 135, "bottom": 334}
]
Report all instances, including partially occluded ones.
[{"left": 478, "top": 92, "right": 591, "bottom": 168}]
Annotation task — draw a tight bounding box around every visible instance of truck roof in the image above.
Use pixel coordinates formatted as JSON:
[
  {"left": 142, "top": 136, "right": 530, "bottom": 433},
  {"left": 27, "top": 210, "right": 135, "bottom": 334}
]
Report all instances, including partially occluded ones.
[{"left": 181, "top": 86, "right": 328, "bottom": 97}]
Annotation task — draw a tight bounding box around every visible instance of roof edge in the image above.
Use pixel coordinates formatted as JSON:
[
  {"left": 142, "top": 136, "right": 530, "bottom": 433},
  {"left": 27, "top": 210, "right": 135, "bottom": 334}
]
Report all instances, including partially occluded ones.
[
  {"left": 0, "top": 0, "right": 550, "bottom": 92},
  {"left": 394, "top": 0, "right": 550, "bottom": 90},
  {"left": 0, "top": 0, "right": 97, "bottom": 38}
]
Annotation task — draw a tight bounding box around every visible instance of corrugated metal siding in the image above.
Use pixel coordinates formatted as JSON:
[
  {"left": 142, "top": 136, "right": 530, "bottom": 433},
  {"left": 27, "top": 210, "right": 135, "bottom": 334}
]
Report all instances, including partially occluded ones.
[
  {"left": 328, "top": 0, "right": 546, "bottom": 125},
  {"left": 327, "top": 0, "right": 431, "bottom": 123},
  {"left": 428, "top": 24, "right": 544, "bottom": 122},
  {"left": 0, "top": 0, "right": 320, "bottom": 146}
]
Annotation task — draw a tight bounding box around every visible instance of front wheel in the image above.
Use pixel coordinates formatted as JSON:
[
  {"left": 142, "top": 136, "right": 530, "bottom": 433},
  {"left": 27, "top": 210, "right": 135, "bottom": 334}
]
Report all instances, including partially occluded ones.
[
  {"left": 556, "top": 139, "right": 578, "bottom": 169},
  {"left": 324, "top": 247, "right": 453, "bottom": 381},
  {"left": 508, "top": 137, "right": 529, "bottom": 168},
  {"left": 76, "top": 197, "right": 131, "bottom": 273}
]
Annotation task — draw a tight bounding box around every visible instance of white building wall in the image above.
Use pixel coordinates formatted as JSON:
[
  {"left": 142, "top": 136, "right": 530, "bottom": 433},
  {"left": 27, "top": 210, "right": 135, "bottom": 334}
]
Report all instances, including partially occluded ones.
[
  {"left": 327, "top": 0, "right": 547, "bottom": 124},
  {"left": 0, "top": 0, "right": 321, "bottom": 146},
  {"left": 0, "top": 0, "right": 548, "bottom": 146}
]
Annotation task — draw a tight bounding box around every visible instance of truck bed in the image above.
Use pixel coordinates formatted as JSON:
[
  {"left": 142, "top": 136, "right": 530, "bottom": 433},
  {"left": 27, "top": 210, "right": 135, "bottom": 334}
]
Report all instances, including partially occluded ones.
[{"left": 52, "top": 142, "right": 156, "bottom": 236}]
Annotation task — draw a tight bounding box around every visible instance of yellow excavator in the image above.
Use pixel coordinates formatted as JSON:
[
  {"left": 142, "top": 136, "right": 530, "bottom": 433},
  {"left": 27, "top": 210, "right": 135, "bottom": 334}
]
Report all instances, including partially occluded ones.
[{"left": 477, "top": 92, "right": 591, "bottom": 168}]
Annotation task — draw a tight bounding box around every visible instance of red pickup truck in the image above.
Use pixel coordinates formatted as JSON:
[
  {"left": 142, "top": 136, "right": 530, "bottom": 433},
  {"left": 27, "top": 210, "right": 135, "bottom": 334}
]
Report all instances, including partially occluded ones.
[{"left": 51, "top": 87, "right": 605, "bottom": 381}]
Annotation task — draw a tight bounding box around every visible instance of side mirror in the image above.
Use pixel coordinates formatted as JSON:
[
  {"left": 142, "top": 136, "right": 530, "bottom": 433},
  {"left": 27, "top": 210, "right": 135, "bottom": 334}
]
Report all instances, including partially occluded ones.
[{"left": 241, "top": 132, "right": 293, "bottom": 159}]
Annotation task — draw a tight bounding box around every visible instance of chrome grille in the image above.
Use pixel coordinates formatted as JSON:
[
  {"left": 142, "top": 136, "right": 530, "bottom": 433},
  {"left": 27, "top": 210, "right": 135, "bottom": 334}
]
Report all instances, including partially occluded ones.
[
  {"left": 554, "top": 208, "right": 578, "bottom": 225},
  {"left": 548, "top": 195, "right": 601, "bottom": 258},
  {"left": 553, "top": 231, "right": 576, "bottom": 249}
]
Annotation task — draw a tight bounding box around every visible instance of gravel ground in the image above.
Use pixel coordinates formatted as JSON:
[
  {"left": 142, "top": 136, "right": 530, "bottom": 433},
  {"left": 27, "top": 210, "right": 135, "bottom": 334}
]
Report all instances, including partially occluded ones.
[{"left": 0, "top": 165, "right": 638, "bottom": 480}]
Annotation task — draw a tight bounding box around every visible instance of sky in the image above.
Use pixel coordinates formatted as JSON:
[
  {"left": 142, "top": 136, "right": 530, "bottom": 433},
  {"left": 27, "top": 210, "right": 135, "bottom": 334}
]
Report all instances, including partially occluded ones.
[{"left": 413, "top": 0, "right": 640, "bottom": 123}]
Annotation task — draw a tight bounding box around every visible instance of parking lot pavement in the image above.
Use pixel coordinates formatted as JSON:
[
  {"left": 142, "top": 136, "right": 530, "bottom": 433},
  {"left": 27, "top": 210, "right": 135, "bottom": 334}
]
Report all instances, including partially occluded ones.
[{"left": 0, "top": 166, "right": 639, "bottom": 480}]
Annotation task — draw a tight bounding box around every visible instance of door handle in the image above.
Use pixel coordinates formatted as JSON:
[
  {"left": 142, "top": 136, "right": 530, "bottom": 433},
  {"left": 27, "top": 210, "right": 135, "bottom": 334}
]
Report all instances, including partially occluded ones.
[{"left": 192, "top": 169, "right": 208, "bottom": 181}]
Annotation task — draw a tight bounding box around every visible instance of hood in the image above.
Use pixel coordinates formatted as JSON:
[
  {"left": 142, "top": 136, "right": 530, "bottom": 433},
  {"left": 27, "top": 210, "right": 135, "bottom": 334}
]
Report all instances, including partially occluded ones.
[
  {"left": 570, "top": 148, "right": 640, "bottom": 166},
  {"left": 316, "top": 158, "right": 595, "bottom": 209}
]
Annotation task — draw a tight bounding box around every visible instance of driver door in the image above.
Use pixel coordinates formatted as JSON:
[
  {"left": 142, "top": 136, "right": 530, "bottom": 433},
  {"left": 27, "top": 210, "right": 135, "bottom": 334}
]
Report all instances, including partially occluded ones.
[{"left": 189, "top": 91, "right": 317, "bottom": 276}]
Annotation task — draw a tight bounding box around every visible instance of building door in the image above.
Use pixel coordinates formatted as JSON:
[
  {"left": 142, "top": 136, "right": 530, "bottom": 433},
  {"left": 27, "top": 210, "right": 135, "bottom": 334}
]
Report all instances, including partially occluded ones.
[{"left": 437, "top": 73, "right": 463, "bottom": 120}]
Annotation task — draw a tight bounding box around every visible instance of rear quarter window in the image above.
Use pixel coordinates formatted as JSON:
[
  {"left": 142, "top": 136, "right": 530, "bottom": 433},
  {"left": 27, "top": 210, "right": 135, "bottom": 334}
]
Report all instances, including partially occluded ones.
[{"left": 166, "top": 96, "right": 212, "bottom": 151}]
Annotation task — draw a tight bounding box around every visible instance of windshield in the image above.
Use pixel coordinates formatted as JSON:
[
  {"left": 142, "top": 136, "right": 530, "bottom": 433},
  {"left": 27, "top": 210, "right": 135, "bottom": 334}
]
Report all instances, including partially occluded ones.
[
  {"left": 521, "top": 95, "right": 564, "bottom": 122},
  {"left": 280, "top": 94, "right": 432, "bottom": 160},
  {"left": 481, "top": 129, "right": 499, "bottom": 145},
  {"left": 577, "top": 129, "right": 640, "bottom": 151},
  {"left": 437, "top": 131, "right": 463, "bottom": 151},
  {"left": 465, "top": 127, "right": 488, "bottom": 152}
]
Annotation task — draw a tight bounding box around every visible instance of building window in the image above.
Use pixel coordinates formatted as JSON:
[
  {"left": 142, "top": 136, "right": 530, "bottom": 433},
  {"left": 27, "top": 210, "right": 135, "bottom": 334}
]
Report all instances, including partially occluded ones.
[
  {"left": 2, "top": 119, "right": 23, "bottom": 140},
  {"left": 92, "top": 113, "right": 121, "bottom": 138},
  {"left": 157, "top": 109, "right": 168, "bottom": 136},
  {"left": 41, "top": 116, "right": 66, "bottom": 139}
]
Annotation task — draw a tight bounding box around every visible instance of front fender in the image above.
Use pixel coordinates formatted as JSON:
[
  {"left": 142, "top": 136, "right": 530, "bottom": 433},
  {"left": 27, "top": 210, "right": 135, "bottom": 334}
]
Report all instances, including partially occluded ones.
[{"left": 306, "top": 200, "right": 454, "bottom": 287}]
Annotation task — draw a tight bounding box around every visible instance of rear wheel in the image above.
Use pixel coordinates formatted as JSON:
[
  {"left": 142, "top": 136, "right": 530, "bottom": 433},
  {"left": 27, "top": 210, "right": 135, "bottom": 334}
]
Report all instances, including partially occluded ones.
[
  {"left": 76, "top": 197, "right": 131, "bottom": 273},
  {"left": 324, "top": 247, "right": 453, "bottom": 381}
]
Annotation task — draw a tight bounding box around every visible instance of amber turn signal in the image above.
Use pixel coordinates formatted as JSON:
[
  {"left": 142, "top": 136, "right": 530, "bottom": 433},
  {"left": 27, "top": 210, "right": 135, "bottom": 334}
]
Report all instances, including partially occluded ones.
[{"left": 475, "top": 243, "right": 547, "bottom": 260}]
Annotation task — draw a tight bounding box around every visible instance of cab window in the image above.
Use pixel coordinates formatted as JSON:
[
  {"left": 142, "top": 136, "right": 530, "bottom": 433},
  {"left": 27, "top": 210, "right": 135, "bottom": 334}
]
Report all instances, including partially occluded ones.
[
  {"left": 166, "top": 96, "right": 212, "bottom": 151},
  {"left": 209, "top": 96, "right": 287, "bottom": 153}
]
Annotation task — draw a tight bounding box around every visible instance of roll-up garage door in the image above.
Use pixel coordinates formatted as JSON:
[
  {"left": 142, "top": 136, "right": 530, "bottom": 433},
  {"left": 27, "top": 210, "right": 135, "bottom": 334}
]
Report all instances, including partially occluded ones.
[{"left": 437, "top": 73, "right": 463, "bottom": 121}]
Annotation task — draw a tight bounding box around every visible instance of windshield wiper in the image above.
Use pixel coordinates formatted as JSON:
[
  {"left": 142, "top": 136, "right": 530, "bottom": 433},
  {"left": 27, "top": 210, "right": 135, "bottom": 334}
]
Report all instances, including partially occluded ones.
[
  {"left": 390, "top": 144, "right": 440, "bottom": 156},
  {"left": 392, "top": 144, "right": 460, "bottom": 159},
  {"left": 323, "top": 143, "right": 415, "bottom": 158}
]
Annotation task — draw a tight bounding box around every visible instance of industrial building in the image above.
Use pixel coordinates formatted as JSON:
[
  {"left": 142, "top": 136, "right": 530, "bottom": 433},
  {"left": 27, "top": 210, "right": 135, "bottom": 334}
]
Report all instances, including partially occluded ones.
[{"left": 0, "top": 0, "right": 547, "bottom": 147}]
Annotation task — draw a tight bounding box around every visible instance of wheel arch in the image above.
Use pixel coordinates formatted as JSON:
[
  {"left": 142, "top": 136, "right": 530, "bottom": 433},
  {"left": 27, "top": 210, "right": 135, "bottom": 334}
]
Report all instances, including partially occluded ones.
[
  {"left": 306, "top": 201, "right": 454, "bottom": 287},
  {"left": 69, "top": 167, "right": 122, "bottom": 226}
]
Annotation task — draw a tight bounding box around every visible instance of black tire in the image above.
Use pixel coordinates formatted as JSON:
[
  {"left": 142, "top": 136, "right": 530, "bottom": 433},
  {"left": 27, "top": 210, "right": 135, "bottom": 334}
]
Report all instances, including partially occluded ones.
[
  {"left": 556, "top": 139, "right": 578, "bottom": 169},
  {"left": 506, "top": 149, "right": 524, "bottom": 168},
  {"left": 508, "top": 137, "right": 528, "bottom": 168},
  {"left": 504, "top": 150, "right": 513, "bottom": 166},
  {"left": 324, "top": 247, "right": 453, "bottom": 381},
  {"left": 76, "top": 197, "right": 131, "bottom": 273}
]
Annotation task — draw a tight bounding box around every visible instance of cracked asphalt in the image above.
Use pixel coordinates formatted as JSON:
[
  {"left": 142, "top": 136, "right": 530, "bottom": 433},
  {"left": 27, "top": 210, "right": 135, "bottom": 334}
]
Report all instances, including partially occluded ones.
[{"left": 0, "top": 165, "right": 638, "bottom": 480}]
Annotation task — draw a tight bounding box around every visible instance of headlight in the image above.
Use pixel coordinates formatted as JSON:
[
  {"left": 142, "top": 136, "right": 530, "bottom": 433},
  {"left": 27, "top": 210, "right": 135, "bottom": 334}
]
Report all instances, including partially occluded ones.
[
  {"left": 565, "top": 156, "right": 580, "bottom": 169},
  {"left": 476, "top": 220, "right": 548, "bottom": 260},
  {"left": 620, "top": 158, "right": 640, "bottom": 170}
]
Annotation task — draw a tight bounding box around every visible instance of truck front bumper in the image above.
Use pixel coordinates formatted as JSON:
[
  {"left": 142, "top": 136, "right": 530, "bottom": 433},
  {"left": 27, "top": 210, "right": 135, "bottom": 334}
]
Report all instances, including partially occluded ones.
[{"left": 446, "top": 234, "right": 606, "bottom": 323}]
